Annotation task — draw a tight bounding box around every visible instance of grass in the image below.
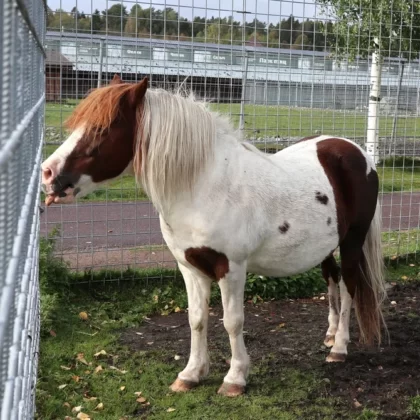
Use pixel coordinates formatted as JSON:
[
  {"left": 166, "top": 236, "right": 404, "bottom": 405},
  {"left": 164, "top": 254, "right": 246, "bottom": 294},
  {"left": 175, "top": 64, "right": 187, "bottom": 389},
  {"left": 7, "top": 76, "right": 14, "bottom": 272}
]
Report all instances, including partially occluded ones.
[
  {"left": 46, "top": 101, "right": 420, "bottom": 138},
  {"left": 210, "top": 103, "right": 420, "bottom": 138}
]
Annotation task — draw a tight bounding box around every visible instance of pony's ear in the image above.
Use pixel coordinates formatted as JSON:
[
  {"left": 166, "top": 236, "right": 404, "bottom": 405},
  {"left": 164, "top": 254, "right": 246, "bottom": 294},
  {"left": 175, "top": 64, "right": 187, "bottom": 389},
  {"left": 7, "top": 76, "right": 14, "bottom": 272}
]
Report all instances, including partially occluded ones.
[
  {"left": 127, "top": 77, "right": 148, "bottom": 107},
  {"left": 110, "top": 74, "right": 123, "bottom": 85}
]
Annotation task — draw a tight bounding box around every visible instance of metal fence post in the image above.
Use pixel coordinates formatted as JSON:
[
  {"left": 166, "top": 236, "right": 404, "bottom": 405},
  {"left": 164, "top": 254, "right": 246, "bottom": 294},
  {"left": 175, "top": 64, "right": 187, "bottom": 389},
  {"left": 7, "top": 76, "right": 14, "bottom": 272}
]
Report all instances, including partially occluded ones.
[{"left": 98, "top": 38, "right": 105, "bottom": 88}]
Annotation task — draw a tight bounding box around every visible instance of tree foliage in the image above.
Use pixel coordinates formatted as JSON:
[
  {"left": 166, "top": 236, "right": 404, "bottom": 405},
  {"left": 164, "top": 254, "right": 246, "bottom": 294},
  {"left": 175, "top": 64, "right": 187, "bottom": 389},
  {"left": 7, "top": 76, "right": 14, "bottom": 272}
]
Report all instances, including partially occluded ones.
[
  {"left": 317, "top": 0, "right": 420, "bottom": 59},
  {"left": 46, "top": 5, "right": 337, "bottom": 51}
]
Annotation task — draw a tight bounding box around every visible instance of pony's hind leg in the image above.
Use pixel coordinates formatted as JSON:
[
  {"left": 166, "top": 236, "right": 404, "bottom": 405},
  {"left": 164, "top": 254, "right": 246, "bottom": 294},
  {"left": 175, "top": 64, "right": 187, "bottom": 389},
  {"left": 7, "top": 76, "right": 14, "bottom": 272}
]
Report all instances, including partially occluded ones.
[
  {"left": 321, "top": 255, "right": 340, "bottom": 348},
  {"left": 326, "top": 231, "right": 365, "bottom": 363},
  {"left": 170, "top": 265, "right": 211, "bottom": 392},
  {"left": 217, "top": 261, "right": 250, "bottom": 397}
]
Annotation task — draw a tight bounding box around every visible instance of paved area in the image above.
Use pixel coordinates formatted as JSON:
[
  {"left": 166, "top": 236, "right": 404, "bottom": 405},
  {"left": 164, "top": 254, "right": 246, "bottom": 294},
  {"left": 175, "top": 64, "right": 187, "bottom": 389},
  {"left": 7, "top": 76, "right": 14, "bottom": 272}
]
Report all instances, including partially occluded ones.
[{"left": 40, "top": 192, "right": 420, "bottom": 252}]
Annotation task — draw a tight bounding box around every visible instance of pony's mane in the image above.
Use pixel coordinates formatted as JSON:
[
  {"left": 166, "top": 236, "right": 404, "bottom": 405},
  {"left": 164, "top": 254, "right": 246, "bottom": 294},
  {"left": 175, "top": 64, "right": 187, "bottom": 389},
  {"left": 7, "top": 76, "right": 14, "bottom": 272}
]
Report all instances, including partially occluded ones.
[
  {"left": 65, "top": 83, "right": 135, "bottom": 136},
  {"left": 136, "top": 87, "right": 217, "bottom": 211}
]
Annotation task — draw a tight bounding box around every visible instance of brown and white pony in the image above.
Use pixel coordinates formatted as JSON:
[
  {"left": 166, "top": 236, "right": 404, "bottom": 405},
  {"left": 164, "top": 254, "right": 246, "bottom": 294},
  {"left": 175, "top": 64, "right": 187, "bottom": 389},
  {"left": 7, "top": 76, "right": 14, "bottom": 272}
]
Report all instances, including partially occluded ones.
[{"left": 41, "top": 75, "right": 387, "bottom": 397}]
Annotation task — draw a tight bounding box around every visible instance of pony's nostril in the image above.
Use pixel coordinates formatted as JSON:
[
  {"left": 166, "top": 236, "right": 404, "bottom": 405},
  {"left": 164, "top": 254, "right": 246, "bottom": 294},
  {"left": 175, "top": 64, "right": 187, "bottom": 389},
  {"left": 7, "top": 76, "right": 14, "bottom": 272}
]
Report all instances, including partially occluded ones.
[{"left": 42, "top": 167, "right": 53, "bottom": 181}]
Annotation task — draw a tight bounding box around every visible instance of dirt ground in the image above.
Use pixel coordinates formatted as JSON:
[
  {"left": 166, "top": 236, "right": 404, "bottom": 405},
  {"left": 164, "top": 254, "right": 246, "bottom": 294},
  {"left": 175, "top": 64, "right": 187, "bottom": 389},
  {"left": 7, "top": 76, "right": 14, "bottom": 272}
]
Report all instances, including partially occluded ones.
[{"left": 121, "top": 282, "right": 420, "bottom": 419}]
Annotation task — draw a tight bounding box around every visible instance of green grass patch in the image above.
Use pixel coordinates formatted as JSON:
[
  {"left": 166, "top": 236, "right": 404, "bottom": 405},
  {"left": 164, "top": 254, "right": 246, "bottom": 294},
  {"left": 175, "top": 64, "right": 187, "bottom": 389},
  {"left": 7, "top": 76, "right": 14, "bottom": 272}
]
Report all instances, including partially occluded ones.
[
  {"left": 408, "top": 395, "right": 420, "bottom": 419},
  {"left": 46, "top": 101, "right": 420, "bottom": 140},
  {"left": 210, "top": 103, "right": 420, "bottom": 139},
  {"left": 382, "top": 229, "right": 420, "bottom": 259}
]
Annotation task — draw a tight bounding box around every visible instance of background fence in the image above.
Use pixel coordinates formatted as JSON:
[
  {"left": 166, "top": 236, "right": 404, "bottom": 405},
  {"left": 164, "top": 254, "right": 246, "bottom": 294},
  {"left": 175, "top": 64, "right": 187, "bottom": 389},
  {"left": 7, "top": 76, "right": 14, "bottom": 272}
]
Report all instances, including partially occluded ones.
[
  {"left": 41, "top": 0, "right": 420, "bottom": 281},
  {"left": 0, "top": 0, "right": 46, "bottom": 418}
]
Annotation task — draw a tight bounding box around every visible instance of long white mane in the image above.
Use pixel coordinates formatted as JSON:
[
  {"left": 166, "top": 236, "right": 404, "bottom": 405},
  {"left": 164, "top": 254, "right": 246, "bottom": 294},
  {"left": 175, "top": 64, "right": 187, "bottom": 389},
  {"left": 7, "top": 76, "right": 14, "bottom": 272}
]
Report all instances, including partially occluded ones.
[{"left": 134, "top": 88, "right": 219, "bottom": 211}]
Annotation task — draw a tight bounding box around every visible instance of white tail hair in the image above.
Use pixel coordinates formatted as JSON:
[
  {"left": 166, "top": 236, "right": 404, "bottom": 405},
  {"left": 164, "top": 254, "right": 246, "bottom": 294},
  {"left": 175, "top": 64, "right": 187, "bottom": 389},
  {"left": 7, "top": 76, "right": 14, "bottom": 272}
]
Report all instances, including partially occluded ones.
[{"left": 355, "top": 199, "right": 389, "bottom": 346}]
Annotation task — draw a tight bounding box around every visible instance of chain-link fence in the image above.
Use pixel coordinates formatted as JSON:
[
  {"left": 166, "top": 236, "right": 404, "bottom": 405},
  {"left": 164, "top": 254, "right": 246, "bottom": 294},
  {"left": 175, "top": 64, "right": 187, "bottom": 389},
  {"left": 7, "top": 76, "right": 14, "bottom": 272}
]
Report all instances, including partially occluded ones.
[
  {"left": 42, "top": 1, "right": 420, "bottom": 279},
  {"left": 0, "top": 0, "right": 46, "bottom": 418}
]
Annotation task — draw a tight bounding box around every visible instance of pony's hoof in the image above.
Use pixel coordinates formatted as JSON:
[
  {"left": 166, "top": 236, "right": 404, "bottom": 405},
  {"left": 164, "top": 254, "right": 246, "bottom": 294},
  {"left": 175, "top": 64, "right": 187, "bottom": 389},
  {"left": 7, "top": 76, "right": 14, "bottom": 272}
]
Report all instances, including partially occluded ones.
[
  {"left": 217, "top": 382, "right": 246, "bottom": 397},
  {"left": 324, "top": 335, "right": 335, "bottom": 347},
  {"left": 326, "top": 352, "right": 346, "bottom": 363},
  {"left": 170, "top": 378, "right": 198, "bottom": 392}
]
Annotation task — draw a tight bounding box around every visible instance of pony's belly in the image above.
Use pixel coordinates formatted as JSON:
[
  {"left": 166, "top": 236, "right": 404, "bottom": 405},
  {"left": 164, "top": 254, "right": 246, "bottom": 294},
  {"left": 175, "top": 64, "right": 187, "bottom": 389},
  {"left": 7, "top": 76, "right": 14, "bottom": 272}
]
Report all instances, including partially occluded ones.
[{"left": 247, "top": 237, "right": 338, "bottom": 278}]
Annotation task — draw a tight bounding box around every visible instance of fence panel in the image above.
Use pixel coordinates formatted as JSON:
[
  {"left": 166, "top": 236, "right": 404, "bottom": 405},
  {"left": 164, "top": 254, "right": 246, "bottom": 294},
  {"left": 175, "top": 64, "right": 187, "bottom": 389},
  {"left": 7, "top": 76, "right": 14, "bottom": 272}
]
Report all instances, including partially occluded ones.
[
  {"left": 0, "top": 0, "right": 45, "bottom": 418},
  {"left": 42, "top": 1, "right": 420, "bottom": 280}
]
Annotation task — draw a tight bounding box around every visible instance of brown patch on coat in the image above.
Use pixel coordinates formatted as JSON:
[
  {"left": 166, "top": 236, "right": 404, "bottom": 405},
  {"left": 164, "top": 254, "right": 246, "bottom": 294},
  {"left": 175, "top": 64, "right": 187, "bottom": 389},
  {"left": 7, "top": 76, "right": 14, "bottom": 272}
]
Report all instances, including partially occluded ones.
[
  {"left": 316, "top": 138, "right": 378, "bottom": 241},
  {"left": 315, "top": 191, "right": 329, "bottom": 205},
  {"left": 278, "top": 221, "right": 290, "bottom": 234},
  {"left": 184, "top": 247, "right": 229, "bottom": 281}
]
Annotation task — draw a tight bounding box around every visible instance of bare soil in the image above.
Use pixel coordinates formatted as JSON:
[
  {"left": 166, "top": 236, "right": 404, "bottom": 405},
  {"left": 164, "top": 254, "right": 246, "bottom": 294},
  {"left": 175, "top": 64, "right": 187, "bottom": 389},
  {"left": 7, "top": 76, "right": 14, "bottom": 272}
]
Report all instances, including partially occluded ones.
[{"left": 121, "top": 282, "right": 420, "bottom": 419}]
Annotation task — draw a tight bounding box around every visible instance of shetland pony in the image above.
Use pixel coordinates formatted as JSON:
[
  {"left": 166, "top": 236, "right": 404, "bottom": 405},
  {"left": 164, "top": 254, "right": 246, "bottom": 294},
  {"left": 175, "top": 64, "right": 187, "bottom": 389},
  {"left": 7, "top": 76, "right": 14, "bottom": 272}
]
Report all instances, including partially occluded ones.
[{"left": 41, "top": 75, "right": 387, "bottom": 397}]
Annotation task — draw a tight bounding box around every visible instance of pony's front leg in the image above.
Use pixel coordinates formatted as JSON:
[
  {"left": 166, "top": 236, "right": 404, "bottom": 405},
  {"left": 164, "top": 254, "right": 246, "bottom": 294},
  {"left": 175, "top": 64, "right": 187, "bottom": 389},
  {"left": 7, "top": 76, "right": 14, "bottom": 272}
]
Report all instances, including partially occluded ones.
[
  {"left": 217, "top": 262, "right": 250, "bottom": 397},
  {"left": 170, "top": 265, "right": 211, "bottom": 392}
]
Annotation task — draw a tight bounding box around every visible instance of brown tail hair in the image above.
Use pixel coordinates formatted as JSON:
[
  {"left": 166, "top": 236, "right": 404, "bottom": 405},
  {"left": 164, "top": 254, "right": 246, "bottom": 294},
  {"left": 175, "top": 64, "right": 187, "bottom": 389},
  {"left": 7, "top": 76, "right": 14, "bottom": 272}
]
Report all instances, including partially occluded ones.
[{"left": 354, "top": 201, "right": 388, "bottom": 347}]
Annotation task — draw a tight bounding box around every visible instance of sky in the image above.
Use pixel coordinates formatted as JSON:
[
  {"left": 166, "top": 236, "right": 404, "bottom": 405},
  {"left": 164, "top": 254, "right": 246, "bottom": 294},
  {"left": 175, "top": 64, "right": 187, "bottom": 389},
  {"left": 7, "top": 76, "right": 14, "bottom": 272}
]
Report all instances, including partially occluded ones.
[{"left": 46, "top": 0, "right": 327, "bottom": 25}]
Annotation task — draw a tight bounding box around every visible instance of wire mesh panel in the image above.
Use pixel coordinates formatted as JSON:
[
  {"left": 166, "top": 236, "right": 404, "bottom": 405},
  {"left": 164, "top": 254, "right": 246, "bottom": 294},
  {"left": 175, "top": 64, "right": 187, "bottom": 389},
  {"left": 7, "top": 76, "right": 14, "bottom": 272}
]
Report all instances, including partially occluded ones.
[
  {"left": 0, "top": 0, "right": 46, "bottom": 418},
  {"left": 42, "top": 0, "right": 420, "bottom": 279}
]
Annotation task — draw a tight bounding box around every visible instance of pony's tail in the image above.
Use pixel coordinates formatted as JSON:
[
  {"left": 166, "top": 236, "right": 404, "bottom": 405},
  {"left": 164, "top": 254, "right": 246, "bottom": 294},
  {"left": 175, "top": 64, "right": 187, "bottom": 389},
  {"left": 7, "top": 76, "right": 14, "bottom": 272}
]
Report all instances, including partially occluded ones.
[{"left": 354, "top": 200, "right": 388, "bottom": 347}]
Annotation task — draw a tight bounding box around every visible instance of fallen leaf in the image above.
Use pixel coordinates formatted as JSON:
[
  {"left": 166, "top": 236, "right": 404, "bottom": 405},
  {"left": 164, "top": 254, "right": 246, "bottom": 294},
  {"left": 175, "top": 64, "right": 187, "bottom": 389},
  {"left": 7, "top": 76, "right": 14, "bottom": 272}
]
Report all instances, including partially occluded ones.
[
  {"left": 137, "top": 397, "right": 147, "bottom": 403},
  {"left": 410, "top": 264, "right": 415, "bottom": 267},
  {"left": 174, "top": 307, "right": 181, "bottom": 313},
  {"left": 401, "top": 276, "right": 408, "bottom": 280},
  {"left": 76, "top": 413, "right": 91, "bottom": 420},
  {"left": 72, "top": 406, "right": 83, "bottom": 413},
  {"left": 49, "top": 330, "right": 57, "bottom": 337},
  {"left": 147, "top": 342, "right": 154, "bottom": 345},
  {"left": 153, "top": 295, "right": 159, "bottom": 302},
  {"left": 319, "top": 296, "right": 326, "bottom": 300},
  {"left": 64, "top": 417, "right": 72, "bottom": 420},
  {"left": 94, "top": 365, "right": 103, "bottom": 374},
  {"left": 134, "top": 391, "right": 142, "bottom": 396},
  {"left": 76, "top": 353, "right": 89, "bottom": 366},
  {"left": 120, "top": 386, "right": 126, "bottom": 391},
  {"left": 84, "top": 370, "right": 91, "bottom": 374},
  {"left": 94, "top": 350, "right": 107, "bottom": 358},
  {"left": 109, "top": 366, "right": 127, "bottom": 374},
  {"left": 95, "top": 402, "right": 104, "bottom": 411},
  {"left": 391, "top": 301, "right": 397, "bottom": 305},
  {"left": 79, "top": 312, "right": 89, "bottom": 321},
  {"left": 58, "top": 384, "right": 67, "bottom": 390},
  {"left": 353, "top": 399, "right": 362, "bottom": 409},
  {"left": 278, "top": 323, "right": 286, "bottom": 328},
  {"left": 83, "top": 397, "right": 98, "bottom": 402},
  {"left": 135, "top": 332, "right": 143, "bottom": 336},
  {"left": 60, "top": 365, "right": 71, "bottom": 371},
  {"left": 167, "top": 407, "right": 176, "bottom": 412},
  {"left": 174, "top": 355, "right": 181, "bottom": 360},
  {"left": 72, "top": 375, "right": 80, "bottom": 382},
  {"left": 63, "top": 402, "right": 71, "bottom": 408}
]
